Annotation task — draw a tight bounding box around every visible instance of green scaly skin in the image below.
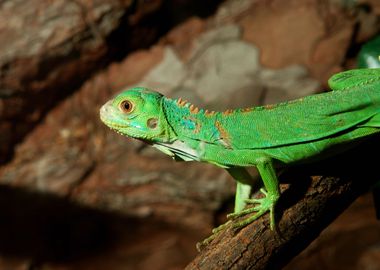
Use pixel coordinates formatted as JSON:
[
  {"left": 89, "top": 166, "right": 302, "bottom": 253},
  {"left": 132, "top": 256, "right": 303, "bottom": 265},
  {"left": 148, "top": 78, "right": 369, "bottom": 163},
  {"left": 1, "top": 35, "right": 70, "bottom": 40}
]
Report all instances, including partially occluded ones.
[{"left": 100, "top": 68, "right": 380, "bottom": 243}]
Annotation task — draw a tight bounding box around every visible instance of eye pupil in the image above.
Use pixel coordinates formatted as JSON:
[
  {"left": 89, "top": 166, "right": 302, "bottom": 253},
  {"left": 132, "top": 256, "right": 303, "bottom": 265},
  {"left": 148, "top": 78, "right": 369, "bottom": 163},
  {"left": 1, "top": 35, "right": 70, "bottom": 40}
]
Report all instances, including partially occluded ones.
[{"left": 119, "top": 100, "right": 133, "bottom": 113}]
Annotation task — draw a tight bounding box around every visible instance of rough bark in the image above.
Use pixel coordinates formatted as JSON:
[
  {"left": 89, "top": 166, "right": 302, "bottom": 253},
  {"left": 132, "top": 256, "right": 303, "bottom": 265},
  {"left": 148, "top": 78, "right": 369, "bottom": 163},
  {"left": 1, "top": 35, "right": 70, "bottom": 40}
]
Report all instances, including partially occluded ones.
[{"left": 187, "top": 136, "right": 380, "bottom": 270}]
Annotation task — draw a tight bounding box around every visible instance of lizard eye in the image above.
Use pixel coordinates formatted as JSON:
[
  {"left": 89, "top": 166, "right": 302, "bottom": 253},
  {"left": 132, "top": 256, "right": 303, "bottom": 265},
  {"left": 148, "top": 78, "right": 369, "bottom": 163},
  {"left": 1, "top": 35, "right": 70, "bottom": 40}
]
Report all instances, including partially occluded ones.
[{"left": 119, "top": 100, "right": 134, "bottom": 113}]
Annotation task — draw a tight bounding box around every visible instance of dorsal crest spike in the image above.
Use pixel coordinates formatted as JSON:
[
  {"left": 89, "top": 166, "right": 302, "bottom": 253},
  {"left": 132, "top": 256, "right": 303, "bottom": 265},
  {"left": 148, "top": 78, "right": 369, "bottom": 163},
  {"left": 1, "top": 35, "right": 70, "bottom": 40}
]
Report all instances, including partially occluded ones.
[
  {"left": 223, "top": 109, "right": 234, "bottom": 115},
  {"left": 176, "top": 97, "right": 188, "bottom": 107},
  {"left": 172, "top": 97, "right": 216, "bottom": 116},
  {"left": 241, "top": 107, "right": 252, "bottom": 113},
  {"left": 189, "top": 104, "right": 200, "bottom": 114},
  {"left": 205, "top": 109, "right": 216, "bottom": 116},
  {"left": 192, "top": 107, "right": 200, "bottom": 114}
]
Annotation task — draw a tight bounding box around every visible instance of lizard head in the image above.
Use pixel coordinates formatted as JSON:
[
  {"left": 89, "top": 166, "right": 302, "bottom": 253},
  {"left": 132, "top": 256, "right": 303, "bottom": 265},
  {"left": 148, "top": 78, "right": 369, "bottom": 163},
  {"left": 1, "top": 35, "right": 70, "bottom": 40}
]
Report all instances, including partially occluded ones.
[{"left": 100, "top": 87, "right": 175, "bottom": 142}]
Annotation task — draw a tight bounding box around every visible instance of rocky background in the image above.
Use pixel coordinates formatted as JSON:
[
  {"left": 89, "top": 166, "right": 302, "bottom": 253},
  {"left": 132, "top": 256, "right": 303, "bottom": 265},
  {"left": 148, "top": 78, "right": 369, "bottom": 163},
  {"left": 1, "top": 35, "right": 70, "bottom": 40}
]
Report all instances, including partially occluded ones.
[{"left": 0, "top": 0, "right": 380, "bottom": 269}]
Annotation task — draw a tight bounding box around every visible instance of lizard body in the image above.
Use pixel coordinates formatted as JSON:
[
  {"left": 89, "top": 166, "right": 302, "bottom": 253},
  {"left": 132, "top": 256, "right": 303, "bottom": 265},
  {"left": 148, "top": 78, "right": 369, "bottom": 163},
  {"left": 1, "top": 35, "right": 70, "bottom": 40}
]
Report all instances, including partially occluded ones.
[{"left": 100, "top": 68, "right": 380, "bottom": 233}]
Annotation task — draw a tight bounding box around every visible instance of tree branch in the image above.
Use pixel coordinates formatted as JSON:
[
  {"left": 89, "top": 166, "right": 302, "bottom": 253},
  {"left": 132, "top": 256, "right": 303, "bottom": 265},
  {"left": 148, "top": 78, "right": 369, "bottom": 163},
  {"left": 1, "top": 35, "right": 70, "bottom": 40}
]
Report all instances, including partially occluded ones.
[{"left": 186, "top": 136, "right": 380, "bottom": 270}]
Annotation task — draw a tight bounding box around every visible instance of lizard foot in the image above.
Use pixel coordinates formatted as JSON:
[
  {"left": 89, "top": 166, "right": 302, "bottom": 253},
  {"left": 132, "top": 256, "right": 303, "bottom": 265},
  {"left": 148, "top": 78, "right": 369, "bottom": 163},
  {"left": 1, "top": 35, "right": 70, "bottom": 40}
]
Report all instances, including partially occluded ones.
[
  {"left": 196, "top": 188, "right": 278, "bottom": 251},
  {"left": 227, "top": 188, "right": 277, "bottom": 231}
]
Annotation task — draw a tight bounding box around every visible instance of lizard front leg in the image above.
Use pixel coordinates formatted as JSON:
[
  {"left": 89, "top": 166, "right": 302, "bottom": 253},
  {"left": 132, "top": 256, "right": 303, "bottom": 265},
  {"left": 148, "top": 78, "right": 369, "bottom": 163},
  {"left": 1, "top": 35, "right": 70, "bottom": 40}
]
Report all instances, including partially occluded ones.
[
  {"left": 227, "top": 167, "right": 254, "bottom": 212},
  {"left": 206, "top": 182, "right": 252, "bottom": 235},
  {"left": 197, "top": 160, "right": 280, "bottom": 250},
  {"left": 197, "top": 168, "right": 254, "bottom": 250},
  {"left": 228, "top": 157, "right": 280, "bottom": 230},
  {"left": 211, "top": 168, "right": 253, "bottom": 233}
]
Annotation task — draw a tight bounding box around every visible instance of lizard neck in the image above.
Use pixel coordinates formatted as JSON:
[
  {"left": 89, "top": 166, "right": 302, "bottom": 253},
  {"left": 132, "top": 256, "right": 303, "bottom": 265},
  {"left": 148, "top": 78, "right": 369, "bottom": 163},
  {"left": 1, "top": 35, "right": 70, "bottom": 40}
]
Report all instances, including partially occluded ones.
[{"left": 161, "top": 96, "right": 219, "bottom": 137}]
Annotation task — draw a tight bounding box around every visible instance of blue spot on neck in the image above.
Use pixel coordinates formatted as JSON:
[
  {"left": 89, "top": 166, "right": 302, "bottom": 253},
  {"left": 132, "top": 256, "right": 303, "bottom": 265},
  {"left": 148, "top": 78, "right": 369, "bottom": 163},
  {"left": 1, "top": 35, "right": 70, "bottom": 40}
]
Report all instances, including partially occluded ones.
[{"left": 181, "top": 119, "right": 196, "bottom": 130}]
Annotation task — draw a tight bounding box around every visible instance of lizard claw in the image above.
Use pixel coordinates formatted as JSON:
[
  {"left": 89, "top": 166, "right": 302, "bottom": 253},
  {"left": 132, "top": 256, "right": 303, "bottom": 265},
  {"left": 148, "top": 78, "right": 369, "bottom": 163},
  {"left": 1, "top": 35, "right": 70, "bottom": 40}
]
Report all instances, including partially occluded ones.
[
  {"left": 196, "top": 220, "right": 232, "bottom": 251},
  {"left": 197, "top": 189, "right": 278, "bottom": 251},
  {"left": 228, "top": 188, "right": 278, "bottom": 231}
]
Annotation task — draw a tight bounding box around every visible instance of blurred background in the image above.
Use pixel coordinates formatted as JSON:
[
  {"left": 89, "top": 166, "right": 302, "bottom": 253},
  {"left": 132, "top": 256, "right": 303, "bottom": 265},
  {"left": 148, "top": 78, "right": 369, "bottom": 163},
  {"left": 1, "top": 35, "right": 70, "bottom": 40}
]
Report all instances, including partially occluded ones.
[{"left": 0, "top": 0, "right": 380, "bottom": 269}]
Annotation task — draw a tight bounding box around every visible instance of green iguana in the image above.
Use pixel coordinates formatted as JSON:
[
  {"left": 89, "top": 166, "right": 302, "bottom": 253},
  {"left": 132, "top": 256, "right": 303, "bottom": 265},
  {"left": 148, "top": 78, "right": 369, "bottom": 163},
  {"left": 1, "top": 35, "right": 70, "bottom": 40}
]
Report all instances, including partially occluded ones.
[{"left": 100, "top": 68, "right": 380, "bottom": 237}]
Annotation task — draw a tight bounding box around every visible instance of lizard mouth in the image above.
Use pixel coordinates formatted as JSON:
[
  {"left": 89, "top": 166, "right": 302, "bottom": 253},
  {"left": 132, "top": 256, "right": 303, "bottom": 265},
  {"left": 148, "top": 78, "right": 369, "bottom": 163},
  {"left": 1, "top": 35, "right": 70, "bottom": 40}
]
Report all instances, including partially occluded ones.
[
  {"left": 100, "top": 103, "right": 130, "bottom": 133},
  {"left": 100, "top": 119, "right": 128, "bottom": 135}
]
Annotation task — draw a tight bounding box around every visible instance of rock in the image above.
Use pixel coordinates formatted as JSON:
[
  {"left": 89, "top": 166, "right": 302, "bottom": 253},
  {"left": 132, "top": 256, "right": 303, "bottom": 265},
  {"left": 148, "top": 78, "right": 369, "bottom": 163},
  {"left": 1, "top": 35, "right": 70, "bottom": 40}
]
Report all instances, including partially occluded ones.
[
  {"left": 359, "top": 0, "right": 380, "bottom": 15},
  {"left": 239, "top": 0, "right": 355, "bottom": 82},
  {"left": 357, "top": 245, "right": 380, "bottom": 270},
  {"left": 136, "top": 24, "right": 320, "bottom": 110},
  {"left": 0, "top": 0, "right": 132, "bottom": 162}
]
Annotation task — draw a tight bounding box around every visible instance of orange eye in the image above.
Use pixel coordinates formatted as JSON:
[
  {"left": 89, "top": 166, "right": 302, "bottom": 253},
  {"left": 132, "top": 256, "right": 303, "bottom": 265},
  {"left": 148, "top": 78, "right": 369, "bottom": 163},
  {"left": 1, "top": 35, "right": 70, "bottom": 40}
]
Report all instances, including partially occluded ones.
[{"left": 119, "top": 100, "right": 133, "bottom": 113}]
